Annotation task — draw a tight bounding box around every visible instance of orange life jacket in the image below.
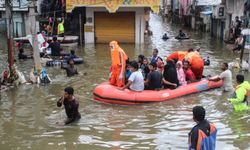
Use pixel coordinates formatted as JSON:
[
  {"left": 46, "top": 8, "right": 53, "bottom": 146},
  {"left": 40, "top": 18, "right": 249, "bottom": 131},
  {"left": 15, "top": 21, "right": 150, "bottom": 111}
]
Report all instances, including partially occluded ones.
[
  {"left": 110, "top": 41, "right": 127, "bottom": 67},
  {"left": 167, "top": 51, "right": 187, "bottom": 61}
]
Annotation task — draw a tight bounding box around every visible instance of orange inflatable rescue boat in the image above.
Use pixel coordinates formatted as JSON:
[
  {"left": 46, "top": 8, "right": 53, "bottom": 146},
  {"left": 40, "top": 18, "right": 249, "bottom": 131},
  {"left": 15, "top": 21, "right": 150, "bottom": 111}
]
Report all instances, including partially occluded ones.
[{"left": 93, "top": 77, "right": 222, "bottom": 105}]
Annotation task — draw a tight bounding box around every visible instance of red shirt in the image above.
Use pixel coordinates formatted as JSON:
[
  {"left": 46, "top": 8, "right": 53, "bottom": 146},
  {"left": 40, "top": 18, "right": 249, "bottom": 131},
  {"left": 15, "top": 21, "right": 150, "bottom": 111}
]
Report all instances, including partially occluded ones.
[{"left": 185, "top": 68, "right": 196, "bottom": 81}]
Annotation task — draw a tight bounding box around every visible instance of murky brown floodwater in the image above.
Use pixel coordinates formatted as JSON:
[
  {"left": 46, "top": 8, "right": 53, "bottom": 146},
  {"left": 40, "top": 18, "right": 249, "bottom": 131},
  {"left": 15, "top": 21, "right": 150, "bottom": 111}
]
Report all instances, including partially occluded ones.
[{"left": 0, "top": 14, "right": 250, "bottom": 150}]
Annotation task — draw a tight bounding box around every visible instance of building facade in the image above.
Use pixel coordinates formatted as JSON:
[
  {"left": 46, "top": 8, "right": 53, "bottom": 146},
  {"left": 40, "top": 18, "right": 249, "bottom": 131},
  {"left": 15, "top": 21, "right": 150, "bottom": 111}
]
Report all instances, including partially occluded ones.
[
  {"left": 66, "top": 0, "right": 160, "bottom": 44},
  {"left": 0, "top": 0, "right": 29, "bottom": 37}
]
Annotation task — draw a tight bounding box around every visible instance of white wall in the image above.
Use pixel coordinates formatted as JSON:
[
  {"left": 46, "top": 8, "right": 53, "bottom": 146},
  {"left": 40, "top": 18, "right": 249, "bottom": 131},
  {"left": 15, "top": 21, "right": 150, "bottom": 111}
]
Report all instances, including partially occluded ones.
[{"left": 85, "top": 7, "right": 145, "bottom": 44}]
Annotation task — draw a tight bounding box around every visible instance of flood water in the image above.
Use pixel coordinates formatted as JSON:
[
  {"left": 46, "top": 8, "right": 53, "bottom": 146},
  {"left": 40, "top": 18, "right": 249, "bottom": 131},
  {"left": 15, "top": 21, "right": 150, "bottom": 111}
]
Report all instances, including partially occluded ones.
[{"left": 0, "top": 14, "right": 250, "bottom": 150}]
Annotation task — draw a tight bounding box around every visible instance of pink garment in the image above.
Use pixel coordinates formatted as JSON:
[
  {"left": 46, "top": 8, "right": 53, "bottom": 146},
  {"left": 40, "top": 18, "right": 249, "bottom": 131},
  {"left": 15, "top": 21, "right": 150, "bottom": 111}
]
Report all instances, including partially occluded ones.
[
  {"left": 179, "top": 0, "right": 191, "bottom": 16},
  {"left": 176, "top": 61, "right": 187, "bottom": 86}
]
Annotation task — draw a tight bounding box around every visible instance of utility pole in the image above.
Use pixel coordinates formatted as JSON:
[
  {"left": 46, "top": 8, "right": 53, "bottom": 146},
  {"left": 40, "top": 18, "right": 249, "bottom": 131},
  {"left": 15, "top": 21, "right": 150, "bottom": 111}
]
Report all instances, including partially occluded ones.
[
  {"left": 28, "top": 0, "right": 42, "bottom": 73},
  {"left": 5, "top": 0, "right": 14, "bottom": 71}
]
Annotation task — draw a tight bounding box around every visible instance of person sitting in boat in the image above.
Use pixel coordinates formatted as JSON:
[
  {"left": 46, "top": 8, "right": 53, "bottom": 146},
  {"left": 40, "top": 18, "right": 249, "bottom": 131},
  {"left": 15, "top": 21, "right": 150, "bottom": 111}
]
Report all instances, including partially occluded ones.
[
  {"left": 62, "top": 58, "right": 78, "bottom": 77},
  {"left": 178, "top": 30, "right": 186, "bottom": 38},
  {"left": 176, "top": 61, "right": 187, "bottom": 86},
  {"left": 228, "top": 74, "right": 250, "bottom": 112},
  {"left": 150, "top": 48, "right": 159, "bottom": 64},
  {"left": 138, "top": 54, "right": 145, "bottom": 68},
  {"left": 184, "top": 48, "right": 204, "bottom": 80},
  {"left": 140, "top": 58, "right": 150, "bottom": 80},
  {"left": 162, "top": 60, "right": 179, "bottom": 89},
  {"left": 125, "top": 61, "right": 132, "bottom": 84},
  {"left": 109, "top": 41, "right": 128, "bottom": 87},
  {"left": 157, "top": 57, "right": 164, "bottom": 73},
  {"left": 120, "top": 61, "right": 144, "bottom": 91},
  {"left": 48, "top": 36, "right": 62, "bottom": 57},
  {"left": 144, "top": 62, "right": 162, "bottom": 90},
  {"left": 162, "top": 33, "right": 169, "bottom": 40},
  {"left": 18, "top": 48, "right": 32, "bottom": 60},
  {"left": 183, "top": 60, "right": 196, "bottom": 83}
]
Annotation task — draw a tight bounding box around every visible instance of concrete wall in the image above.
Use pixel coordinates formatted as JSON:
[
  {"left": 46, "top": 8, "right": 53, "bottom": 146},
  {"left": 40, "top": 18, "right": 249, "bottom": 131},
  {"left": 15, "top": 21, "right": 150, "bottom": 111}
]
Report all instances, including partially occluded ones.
[
  {"left": 224, "top": 0, "right": 246, "bottom": 39},
  {"left": 1, "top": 11, "right": 27, "bottom": 37},
  {"left": 85, "top": 7, "right": 145, "bottom": 44}
]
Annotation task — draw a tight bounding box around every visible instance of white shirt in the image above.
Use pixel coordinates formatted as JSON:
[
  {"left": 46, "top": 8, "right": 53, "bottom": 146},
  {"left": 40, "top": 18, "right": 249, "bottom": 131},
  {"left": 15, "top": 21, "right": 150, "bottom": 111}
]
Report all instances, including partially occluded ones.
[
  {"left": 219, "top": 69, "right": 234, "bottom": 92},
  {"left": 128, "top": 71, "right": 144, "bottom": 91}
]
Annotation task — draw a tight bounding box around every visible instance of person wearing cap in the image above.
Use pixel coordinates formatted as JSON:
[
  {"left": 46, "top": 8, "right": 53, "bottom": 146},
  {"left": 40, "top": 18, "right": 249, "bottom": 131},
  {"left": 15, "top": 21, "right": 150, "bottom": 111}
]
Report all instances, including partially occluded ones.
[
  {"left": 228, "top": 74, "right": 250, "bottom": 111},
  {"left": 144, "top": 62, "right": 162, "bottom": 90},
  {"left": 120, "top": 61, "right": 144, "bottom": 91},
  {"left": 57, "top": 87, "right": 81, "bottom": 125},
  {"left": 188, "top": 106, "right": 217, "bottom": 150}
]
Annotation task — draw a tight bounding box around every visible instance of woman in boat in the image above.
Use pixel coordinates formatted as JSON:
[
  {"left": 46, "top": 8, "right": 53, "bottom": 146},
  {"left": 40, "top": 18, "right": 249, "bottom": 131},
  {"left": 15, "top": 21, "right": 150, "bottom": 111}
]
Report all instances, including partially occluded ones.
[
  {"left": 162, "top": 60, "right": 179, "bottom": 89},
  {"left": 176, "top": 61, "right": 187, "bottom": 86},
  {"left": 137, "top": 54, "right": 145, "bottom": 68}
]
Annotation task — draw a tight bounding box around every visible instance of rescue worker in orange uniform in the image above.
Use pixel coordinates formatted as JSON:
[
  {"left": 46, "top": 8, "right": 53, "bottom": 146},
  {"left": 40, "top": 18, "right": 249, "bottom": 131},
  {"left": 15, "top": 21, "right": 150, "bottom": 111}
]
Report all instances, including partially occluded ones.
[
  {"left": 166, "top": 51, "right": 188, "bottom": 62},
  {"left": 184, "top": 49, "right": 204, "bottom": 80},
  {"left": 109, "top": 41, "right": 128, "bottom": 87}
]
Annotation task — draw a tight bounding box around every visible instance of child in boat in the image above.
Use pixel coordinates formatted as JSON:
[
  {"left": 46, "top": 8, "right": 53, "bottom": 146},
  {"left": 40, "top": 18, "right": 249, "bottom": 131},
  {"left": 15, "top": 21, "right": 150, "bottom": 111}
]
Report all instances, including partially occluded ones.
[
  {"left": 120, "top": 61, "right": 144, "bottom": 91},
  {"left": 183, "top": 60, "right": 196, "bottom": 83},
  {"left": 140, "top": 58, "right": 150, "bottom": 80},
  {"left": 144, "top": 62, "right": 162, "bottom": 90},
  {"left": 176, "top": 61, "right": 187, "bottom": 86},
  {"left": 125, "top": 61, "right": 132, "bottom": 84}
]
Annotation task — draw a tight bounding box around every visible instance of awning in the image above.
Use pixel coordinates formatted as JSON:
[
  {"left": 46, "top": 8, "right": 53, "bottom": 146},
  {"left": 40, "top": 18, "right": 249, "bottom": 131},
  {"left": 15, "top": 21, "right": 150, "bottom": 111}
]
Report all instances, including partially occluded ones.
[
  {"left": 66, "top": 0, "right": 160, "bottom": 13},
  {"left": 0, "top": 0, "right": 28, "bottom": 11},
  {"left": 197, "top": 0, "right": 221, "bottom": 6},
  {"left": 200, "top": 11, "right": 212, "bottom": 15}
]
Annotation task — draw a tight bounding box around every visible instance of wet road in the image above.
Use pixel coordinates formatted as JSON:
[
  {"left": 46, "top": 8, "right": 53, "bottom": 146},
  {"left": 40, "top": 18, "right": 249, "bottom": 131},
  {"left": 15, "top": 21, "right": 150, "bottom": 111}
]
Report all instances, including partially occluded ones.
[{"left": 0, "top": 14, "right": 250, "bottom": 150}]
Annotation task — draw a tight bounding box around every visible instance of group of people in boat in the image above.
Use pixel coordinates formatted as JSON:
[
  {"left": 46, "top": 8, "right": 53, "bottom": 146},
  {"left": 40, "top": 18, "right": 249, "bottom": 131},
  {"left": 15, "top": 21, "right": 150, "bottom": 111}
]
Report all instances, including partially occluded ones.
[
  {"left": 108, "top": 41, "right": 204, "bottom": 92},
  {"left": 108, "top": 41, "right": 250, "bottom": 112}
]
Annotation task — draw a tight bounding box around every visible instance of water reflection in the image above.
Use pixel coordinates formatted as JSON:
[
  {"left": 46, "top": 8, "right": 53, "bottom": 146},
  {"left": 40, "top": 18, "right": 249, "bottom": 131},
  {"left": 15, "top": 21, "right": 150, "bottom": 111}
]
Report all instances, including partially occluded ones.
[{"left": 0, "top": 14, "right": 250, "bottom": 150}]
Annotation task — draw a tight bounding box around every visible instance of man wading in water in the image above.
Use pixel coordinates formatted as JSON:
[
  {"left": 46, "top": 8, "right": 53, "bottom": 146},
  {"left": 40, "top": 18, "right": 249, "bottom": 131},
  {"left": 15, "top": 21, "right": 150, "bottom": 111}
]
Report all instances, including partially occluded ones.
[{"left": 57, "top": 87, "right": 81, "bottom": 125}]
